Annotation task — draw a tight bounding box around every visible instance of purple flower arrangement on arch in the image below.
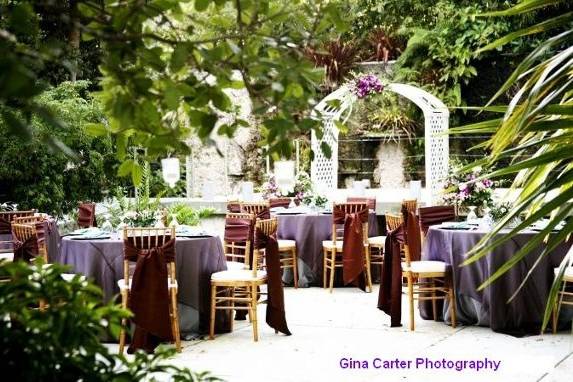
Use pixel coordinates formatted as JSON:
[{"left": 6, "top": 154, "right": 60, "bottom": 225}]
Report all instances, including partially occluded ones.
[{"left": 351, "top": 74, "right": 384, "bottom": 98}]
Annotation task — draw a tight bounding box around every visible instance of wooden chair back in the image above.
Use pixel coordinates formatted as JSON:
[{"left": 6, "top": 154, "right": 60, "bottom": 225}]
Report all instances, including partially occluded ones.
[
  {"left": 0, "top": 210, "right": 35, "bottom": 234},
  {"left": 224, "top": 212, "right": 254, "bottom": 268},
  {"left": 347, "top": 197, "right": 376, "bottom": 211},
  {"left": 13, "top": 215, "right": 47, "bottom": 225},
  {"left": 122, "top": 227, "right": 177, "bottom": 284},
  {"left": 332, "top": 203, "right": 369, "bottom": 246},
  {"left": 253, "top": 218, "right": 278, "bottom": 275},
  {"left": 240, "top": 202, "right": 270, "bottom": 217},
  {"left": 403, "top": 212, "right": 422, "bottom": 267},
  {"left": 401, "top": 199, "right": 418, "bottom": 215},
  {"left": 78, "top": 202, "right": 96, "bottom": 228},
  {"left": 11, "top": 223, "right": 47, "bottom": 262},
  {"left": 385, "top": 213, "right": 403, "bottom": 232}
]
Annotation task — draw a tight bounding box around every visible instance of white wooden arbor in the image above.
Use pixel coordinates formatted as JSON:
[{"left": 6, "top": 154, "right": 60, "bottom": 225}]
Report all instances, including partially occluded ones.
[{"left": 311, "top": 83, "right": 449, "bottom": 203}]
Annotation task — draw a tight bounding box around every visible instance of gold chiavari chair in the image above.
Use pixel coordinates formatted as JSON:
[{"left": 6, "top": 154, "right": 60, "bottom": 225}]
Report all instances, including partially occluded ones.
[
  {"left": 402, "top": 212, "right": 456, "bottom": 331},
  {"left": 12, "top": 215, "right": 47, "bottom": 225},
  {"left": 552, "top": 267, "right": 573, "bottom": 333},
  {"left": 401, "top": 199, "right": 418, "bottom": 216},
  {"left": 240, "top": 201, "right": 270, "bottom": 218},
  {"left": 385, "top": 213, "right": 403, "bottom": 232},
  {"left": 118, "top": 227, "right": 181, "bottom": 354},
  {"left": 322, "top": 203, "right": 371, "bottom": 293},
  {"left": 210, "top": 218, "right": 277, "bottom": 342},
  {"left": 0, "top": 210, "right": 35, "bottom": 258},
  {"left": 278, "top": 238, "right": 298, "bottom": 289},
  {"left": 224, "top": 212, "right": 254, "bottom": 270},
  {"left": 11, "top": 223, "right": 48, "bottom": 263}
]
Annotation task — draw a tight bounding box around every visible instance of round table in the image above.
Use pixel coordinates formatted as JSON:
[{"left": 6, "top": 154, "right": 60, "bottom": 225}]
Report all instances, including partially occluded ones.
[
  {"left": 59, "top": 233, "right": 228, "bottom": 334},
  {"left": 276, "top": 212, "right": 379, "bottom": 287},
  {"left": 422, "top": 226, "right": 572, "bottom": 333}
]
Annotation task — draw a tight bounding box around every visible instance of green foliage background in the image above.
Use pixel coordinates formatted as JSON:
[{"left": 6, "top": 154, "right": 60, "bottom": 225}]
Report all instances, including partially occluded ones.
[{"left": 0, "top": 81, "right": 122, "bottom": 216}]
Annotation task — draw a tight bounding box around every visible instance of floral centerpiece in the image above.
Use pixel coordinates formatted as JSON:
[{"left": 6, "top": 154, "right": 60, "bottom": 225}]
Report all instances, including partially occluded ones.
[
  {"left": 260, "top": 174, "right": 280, "bottom": 199},
  {"left": 98, "top": 187, "right": 162, "bottom": 229},
  {"left": 292, "top": 171, "right": 313, "bottom": 204},
  {"left": 441, "top": 164, "right": 495, "bottom": 215},
  {"left": 350, "top": 74, "right": 385, "bottom": 98}
]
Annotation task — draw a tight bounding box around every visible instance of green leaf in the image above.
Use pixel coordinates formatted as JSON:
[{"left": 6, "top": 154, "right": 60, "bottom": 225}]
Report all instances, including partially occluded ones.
[
  {"left": 117, "top": 160, "right": 134, "bottom": 177},
  {"left": 84, "top": 123, "right": 108, "bottom": 137},
  {"left": 320, "top": 142, "right": 332, "bottom": 158},
  {"left": 478, "top": 12, "right": 573, "bottom": 52},
  {"left": 195, "top": 0, "right": 210, "bottom": 12},
  {"left": 131, "top": 163, "right": 143, "bottom": 186},
  {"left": 285, "top": 83, "right": 304, "bottom": 98},
  {"left": 170, "top": 44, "right": 188, "bottom": 72}
]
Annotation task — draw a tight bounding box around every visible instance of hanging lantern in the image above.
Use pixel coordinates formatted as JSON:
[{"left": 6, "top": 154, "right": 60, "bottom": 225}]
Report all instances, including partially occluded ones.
[
  {"left": 274, "top": 160, "right": 295, "bottom": 194},
  {"left": 161, "top": 157, "right": 180, "bottom": 188}
]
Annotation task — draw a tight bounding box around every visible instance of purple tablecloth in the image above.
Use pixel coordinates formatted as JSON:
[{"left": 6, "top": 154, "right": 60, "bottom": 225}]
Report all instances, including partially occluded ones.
[
  {"left": 59, "top": 234, "right": 228, "bottom": 334},
  {"left": 422, "top": 227, "right": 572, "bottom": 334},
  {"left": 276, "top": 212, "right": 378, "bottom": 287}
]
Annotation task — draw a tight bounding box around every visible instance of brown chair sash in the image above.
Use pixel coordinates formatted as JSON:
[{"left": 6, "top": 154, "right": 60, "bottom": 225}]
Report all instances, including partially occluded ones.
[
  {"left": 224, "top": 218, "right": 253, "bottom": 243},
  {"left": 227, "top": 202, "right": 241, "bottom": 213},
  {"left": 0, "top": 216, "right": 10, "bottom": 235},
  {"left": 256, "top": 207, "right": 271, "bottom": 220},
  {"left": 406, "top": 211, "right": 422, "bottom": 263},
  {"left": 269, "top": 198, "right": 291, "bottom": 209},
  {"left": 255, "top": 227, "right": 291, "bottom": 336},
  {"left": 78, "top": 203, "right": 96, "bottom": 228},
  {"left": 124, "top": 238, "right": 175, "bottom": 354},
  {"left": 419, "top": 205, "right": 456, "bottom": 234},
  {"left": 377, "top": 224, "right": 405, "bottom": 327},
  {"left": 347, "top": 197, "right": 376, "bottom": 211},
  {"left": 12, "top": 236, "right": 39, "bottom": 263},
  {"left": 342, "top": 212, "right": 367, "bottom": 290},
  {"left": 333, "top": 204, "right": 368, "bottom": 290},
  {"left": 332, "top": 204, "right": 368, "bottom": 224}
]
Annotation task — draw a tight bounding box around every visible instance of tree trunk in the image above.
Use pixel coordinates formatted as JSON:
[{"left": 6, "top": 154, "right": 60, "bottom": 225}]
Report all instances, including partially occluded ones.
[{"left": 69, "top": 0, "right": 80, "bottom": 82}]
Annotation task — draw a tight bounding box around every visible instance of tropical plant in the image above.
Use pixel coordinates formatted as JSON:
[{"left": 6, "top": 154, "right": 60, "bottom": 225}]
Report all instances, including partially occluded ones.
[
  {"left": 0, "top": 260, "right": 219, "bottom": 381},
  {"left": 166, "top": 203, "right": 215, "bottom": 226},
  {"left": 365, "top": 27, "right": 405, "bottom": 62},
  {"left": 304, "top": 38, "right": 361, "bottom": 88},
  {"left": 451, "top": 0, "right": 573, "bottom": 330}
]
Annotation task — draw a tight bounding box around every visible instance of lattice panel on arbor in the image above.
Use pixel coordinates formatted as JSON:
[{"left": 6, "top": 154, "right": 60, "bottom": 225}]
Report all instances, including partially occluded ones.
[
  {"left": 311, "top": 118, "right": 339, "bottom": 192},
  {"left": 311, "top": 82, "right": 449, "bottom": 204}
]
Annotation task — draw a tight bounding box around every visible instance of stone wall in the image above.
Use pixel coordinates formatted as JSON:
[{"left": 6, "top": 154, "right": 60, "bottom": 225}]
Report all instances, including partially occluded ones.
[
  {"left": 186, "top": 61, "right": 409, "bottom": 196},
  {"left": 187, "top": 85, "right": 257, "bottom": 198}
]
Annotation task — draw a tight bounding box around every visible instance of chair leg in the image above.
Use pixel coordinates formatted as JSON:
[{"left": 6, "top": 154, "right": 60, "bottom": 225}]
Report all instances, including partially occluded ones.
[
  {"left": 432, "top": 280, "right": 438, "bottom": 321},
  {"left": 251, "top": 285, "right": 259, "bottom": 342},
  {"left": 119, "top": 289, "right": 128, "bottom": 354},
  {"left": 230, "top": 287, "right": 235, "bottom": 332},
  {"left": 407, "top": 273, "right": 415, "bottom": 331},
  {"left": 292, "top": 248, "right": 298, "bottom": 289},
  {"left": 170, "top": 287, "right": 182, "bottom": 352},
  {"left": 329, "top": 249, "right": 336, "bottom": 293},
  {"left": 450, "top": 287, "right": 457, "bottom": 329},
  {"left": 323, "top": 248, "right": 327, "bottom": 288},
  {"left": 365, "top": 247, "right": 373, "bottom": 293},
  {"left": 209, "top": 284, "right": 216, "bottom": 340}
]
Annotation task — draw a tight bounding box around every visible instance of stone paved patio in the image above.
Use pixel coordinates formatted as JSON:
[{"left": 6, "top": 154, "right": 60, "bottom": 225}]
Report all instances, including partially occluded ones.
[{"left": 110, "top": 286, "right": 572, "bottom": 382}]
